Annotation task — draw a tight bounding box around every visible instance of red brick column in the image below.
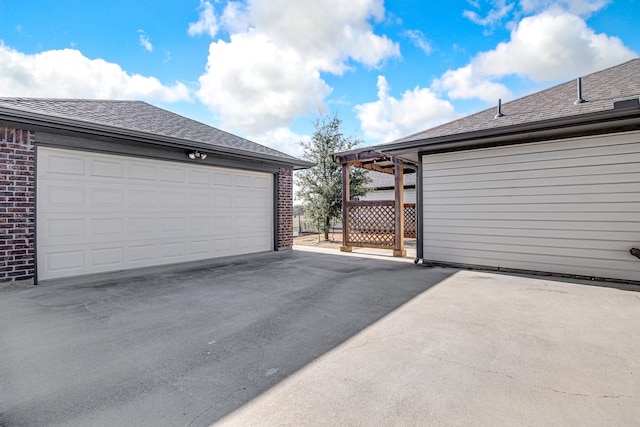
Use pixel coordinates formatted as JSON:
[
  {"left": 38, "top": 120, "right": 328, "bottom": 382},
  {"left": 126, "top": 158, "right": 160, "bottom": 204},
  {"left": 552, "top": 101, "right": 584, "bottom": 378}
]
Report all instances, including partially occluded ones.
[
  {"left": 0, "top": 127, "right": 36, "bottom": 284},
  {"left": 276, "top": 168, "right": 293, "bottom": 251}
]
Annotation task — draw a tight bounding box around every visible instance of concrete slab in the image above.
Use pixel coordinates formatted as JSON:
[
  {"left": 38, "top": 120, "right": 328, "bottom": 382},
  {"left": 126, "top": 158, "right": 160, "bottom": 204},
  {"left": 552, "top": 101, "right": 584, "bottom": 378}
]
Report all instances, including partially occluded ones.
[
  {"left": 1, "top": 250, "right": 638, "bottom": 426},
  {"left": 0, "top": 250, "right": 451, "bottom": 427},
  {"left": 217, "top": 270, "right": 640, "bottom": 426}
]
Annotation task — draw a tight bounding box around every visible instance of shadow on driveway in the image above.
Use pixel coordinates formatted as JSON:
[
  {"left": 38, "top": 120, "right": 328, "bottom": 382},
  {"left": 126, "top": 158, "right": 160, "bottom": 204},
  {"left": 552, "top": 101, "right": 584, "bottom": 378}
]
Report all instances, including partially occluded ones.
[{"left": 0, "top": 250, "right": 454, "bottom": 426}]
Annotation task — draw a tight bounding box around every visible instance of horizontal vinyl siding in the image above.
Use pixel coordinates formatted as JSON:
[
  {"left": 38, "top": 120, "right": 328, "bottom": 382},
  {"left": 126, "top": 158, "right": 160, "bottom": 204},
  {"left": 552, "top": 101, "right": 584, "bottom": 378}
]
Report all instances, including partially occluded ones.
[
  {"left": 422, "top": 131, "right": 640, "bottom": 282},
  {"left": 361, "top": 189, "right": 417, "bottom": 204}
]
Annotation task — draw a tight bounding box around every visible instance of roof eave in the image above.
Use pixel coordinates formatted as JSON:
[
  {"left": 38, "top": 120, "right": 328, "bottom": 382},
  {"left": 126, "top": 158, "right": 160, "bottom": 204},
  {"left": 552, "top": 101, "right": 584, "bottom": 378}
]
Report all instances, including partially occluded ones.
[
  {"left": 0, "top": 106, "right": 315, "bottom": 170},
  {"left": 378, "top": 105, "right": 640, "bottom": 161}
]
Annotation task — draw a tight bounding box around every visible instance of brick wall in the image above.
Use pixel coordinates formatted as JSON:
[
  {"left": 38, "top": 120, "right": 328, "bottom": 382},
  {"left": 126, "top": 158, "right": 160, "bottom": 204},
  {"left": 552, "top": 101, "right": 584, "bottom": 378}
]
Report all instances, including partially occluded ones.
[
  {"left": 276, "top": 167, "right": 293, "bottom": 250},
  {"left": 0, "top": 127, "right": 36, "bottom": 284}
]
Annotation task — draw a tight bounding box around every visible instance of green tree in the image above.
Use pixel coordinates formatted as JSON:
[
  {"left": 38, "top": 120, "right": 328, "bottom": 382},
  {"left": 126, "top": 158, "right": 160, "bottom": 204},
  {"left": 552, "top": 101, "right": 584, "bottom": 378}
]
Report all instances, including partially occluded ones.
[{"left": 296, "top": 114, "right": 371, "bottom": 240}]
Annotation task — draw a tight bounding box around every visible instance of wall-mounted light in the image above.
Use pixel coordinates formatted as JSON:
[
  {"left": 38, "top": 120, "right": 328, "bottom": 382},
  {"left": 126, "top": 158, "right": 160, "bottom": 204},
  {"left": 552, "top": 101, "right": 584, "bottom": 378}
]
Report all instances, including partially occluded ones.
[{"left": 187, "top": 151, "right": 207, "bottom": 160}]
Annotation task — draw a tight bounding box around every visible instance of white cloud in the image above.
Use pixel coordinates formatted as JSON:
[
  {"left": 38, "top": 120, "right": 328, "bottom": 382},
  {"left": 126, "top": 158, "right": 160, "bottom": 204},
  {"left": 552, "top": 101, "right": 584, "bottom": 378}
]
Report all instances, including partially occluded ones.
[
  {"left": 474, "top": 8, "right": 636, "bottom": 81},
  {"left": 463, "top": 0, "right": 515, "bottom": 28},
  {"left": 434, "top": 8, "right": 636, "bottom": 101},
  {"left": 520, "top": 0, "right": 610, "bottom": 17},
  {"left": 197, "top": 33, "right": 331, "bottom": 134},
  {"left": 188, "top": 0, "right": 219, "bottom": 38},
  {"left": 249, "top": 126, "right": 310, "bottom": 158},
  {"left": 0, "top": 43, "right": 191, "bottom": 102},
  {"left": 138, "top": 30, "right": 153, "bottom": 52},
  {"left": 220, "top": 1, "right": 250, "bottom": 34},
  {"left": 245, "top": 0, "right": 397, "bottom": 72},
  {"left": 356, "top": 76, "right": 458, "bottom": 143},
  {"left": 405, "top": 29, "right": 432, "bottom": 55},
  {"left": 196, "top": 0, "right": 400, "bottom": 135},
  {"left": 433, "top": 64, "right": 511, "bottom": 102}
]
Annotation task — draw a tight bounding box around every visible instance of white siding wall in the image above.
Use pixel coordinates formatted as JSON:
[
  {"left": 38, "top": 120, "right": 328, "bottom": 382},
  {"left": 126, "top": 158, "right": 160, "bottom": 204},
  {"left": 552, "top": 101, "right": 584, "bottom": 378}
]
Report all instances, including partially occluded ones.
[
  {"left": 422, "top": 131, "right": 640, "bottom": 282},
  {"left": 37, "top": 147, "right": 273, "bottom": 280},
  {"left": 361, "top": 189, "right": 416, "bottom": 204}
]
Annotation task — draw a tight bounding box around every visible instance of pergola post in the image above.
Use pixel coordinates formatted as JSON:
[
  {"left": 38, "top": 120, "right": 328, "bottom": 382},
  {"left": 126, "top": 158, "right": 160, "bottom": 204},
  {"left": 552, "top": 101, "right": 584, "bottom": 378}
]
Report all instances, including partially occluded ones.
[
  {"left": 340, "top": 163, "right": 353, "bottom": 252},
  {"left": 393, "top": 164, "right": 406, "bottom": 257}
]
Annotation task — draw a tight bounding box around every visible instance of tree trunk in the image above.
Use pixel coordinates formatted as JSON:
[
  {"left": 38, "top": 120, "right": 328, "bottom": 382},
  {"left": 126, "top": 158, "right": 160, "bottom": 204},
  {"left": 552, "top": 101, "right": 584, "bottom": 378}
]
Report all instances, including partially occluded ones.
[{"left": 324, "top": 216, "right": 330, "bottom": 240}]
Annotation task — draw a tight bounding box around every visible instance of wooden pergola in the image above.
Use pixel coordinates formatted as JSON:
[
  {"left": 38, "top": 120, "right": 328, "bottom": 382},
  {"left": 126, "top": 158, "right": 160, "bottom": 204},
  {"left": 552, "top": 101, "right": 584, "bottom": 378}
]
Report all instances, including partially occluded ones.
[{"left": 332, "top": 149, "right": 417, "bottom": 257}]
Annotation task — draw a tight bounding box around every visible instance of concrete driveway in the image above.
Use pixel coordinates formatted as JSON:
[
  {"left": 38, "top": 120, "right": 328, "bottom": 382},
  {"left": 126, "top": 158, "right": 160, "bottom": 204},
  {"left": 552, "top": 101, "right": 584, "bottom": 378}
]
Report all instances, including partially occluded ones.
[{"left": 1, "top": 250, "right": 638, "bottom": 426}]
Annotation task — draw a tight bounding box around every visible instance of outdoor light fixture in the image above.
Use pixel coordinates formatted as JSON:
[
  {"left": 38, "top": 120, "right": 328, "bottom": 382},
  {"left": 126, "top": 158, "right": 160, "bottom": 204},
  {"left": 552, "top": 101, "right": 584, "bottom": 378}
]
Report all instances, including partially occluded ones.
[{"left": 187, "top": 151, "right": 207, "bottom": 160}]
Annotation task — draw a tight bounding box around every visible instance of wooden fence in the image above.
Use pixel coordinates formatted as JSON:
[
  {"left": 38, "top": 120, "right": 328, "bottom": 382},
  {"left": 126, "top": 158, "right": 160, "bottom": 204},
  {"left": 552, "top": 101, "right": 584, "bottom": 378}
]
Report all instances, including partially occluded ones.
[{"left": 345, "top": 201, "right": 416, "bottom": 249}]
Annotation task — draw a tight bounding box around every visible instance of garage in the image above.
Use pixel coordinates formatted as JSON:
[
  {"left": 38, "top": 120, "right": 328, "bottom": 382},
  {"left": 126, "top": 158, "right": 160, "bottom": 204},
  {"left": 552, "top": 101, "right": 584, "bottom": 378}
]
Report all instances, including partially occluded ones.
[
  {"left": 421, "top": 132, "right": 640, "bottom": 282},
  {"left": 0, "top": 98, "right": 312, "bottom": 284},
  {"left": 334, "top": 59, "right": 640, "bottom": 283},
  {"left": 37, "top": 147, "right": 274, "bottom": 280}
]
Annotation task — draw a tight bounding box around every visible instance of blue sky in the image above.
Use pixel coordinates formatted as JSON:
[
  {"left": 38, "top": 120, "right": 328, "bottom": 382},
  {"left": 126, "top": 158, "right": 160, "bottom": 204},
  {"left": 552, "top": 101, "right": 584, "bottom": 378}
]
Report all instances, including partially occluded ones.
[{"left": 1, "top": 0, "right": 638, "bottom": 157}]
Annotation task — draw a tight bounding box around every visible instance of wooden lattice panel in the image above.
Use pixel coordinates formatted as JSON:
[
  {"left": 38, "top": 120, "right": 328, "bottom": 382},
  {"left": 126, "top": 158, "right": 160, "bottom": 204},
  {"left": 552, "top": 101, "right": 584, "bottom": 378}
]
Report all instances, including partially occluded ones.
[
  {"left": 404, "top": 204, "right": 416, "bottom": 238},
  {"left": 347, "top": 201, "right": 395, "bottom": 247}
]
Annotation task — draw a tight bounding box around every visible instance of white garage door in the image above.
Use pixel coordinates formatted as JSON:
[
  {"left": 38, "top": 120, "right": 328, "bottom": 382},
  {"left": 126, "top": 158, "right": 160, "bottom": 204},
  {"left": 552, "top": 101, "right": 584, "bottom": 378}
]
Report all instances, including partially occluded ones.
[
  {"left": 422, "top": 131, "right": 640, "bottom": 282},
  {"left": 37, "top": 147, "right": 274, "bottom": 280}
]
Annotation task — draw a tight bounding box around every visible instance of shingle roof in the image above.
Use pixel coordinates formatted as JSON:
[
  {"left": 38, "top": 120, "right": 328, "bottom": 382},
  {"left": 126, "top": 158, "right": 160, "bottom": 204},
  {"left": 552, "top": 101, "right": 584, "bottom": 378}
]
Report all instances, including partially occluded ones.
[
  {"left": 392, "top": 58, "right": 640, "bottom": 144},
  {"left": 0, "top": 98, "right": 308, "bottom": 165}
]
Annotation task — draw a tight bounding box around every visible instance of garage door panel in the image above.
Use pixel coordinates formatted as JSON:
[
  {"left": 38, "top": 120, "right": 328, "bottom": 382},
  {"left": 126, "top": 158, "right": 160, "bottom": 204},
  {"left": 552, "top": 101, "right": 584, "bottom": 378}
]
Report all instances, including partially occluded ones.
[
  {"left": 161, "top": 167, "right": 186, "bottom": 184},
  {"left": 188, "top": 239, "right": 210, "bottom": 256},
  {"left": 254, "top": 176, "right": 271, "bottom": 189},
  {"left": 37, "top": 147, "right": 273, "bottom": 280},
  {"left": 45, "top": 249, "right": 86, "bottom": 273},
  {"left": 187, "top": 192, "right": 212, "bottom": 210},
  {"left": 214, "top": 172, "right": 233, "bottom": 186},
  {"left": 129, "top": 163, "right": 157, "bottom": 181},
  {"left": 90, "top": 159, "right": 125, "bottom": 179},
  {"left": 90, "top": 247, "right": 124, "bottom": 267},
  {"left": 43, "top": 152, "right": 86, "bottom": 176},
  {"left": 159, "top": 191, "right": 185, "bottom": 209},
  {"left": 422, "top": 131, "right": 640, "bottom": 282},
  {"left": 128, "top": 244, "right": 157, "bottom": 263},
  {"left": 90, "top": 218, "right": 124, "bottom": 238},
  {"left": 90, "top": 187, "right": 124, "bottom": 208},
  {"left": 235, "top": 175, "right": 252, "bottom": 187},
  {"left": 44, "top": 217, "right": 84, "bottom": 240},
  {"left": 160, "top": 242, "right": 186, "bottom": 259},
  {"left": 235, "top": 195, "right": 253, "bottom": 209},
  {"left": 189, "top": 169, "right": 211, "bottom": 185},
  {"left": 127, "top": 190, "right": 156, "bottom": 209},
  {"left": 213, "top": 238, "right": 234, "bottom": 253},
  {"left": 41, "top": 184, "right": 85, "bottom": 209}
]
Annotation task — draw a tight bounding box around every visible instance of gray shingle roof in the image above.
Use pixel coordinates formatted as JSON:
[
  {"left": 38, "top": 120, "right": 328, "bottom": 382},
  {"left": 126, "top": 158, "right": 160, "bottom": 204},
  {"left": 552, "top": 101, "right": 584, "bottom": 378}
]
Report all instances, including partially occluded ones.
[
  {"left": 0, "top": 98, "right": 308, "bottom": 165},
  {"left": 392, "top": 58, "right": 640, "bottom": 144}
]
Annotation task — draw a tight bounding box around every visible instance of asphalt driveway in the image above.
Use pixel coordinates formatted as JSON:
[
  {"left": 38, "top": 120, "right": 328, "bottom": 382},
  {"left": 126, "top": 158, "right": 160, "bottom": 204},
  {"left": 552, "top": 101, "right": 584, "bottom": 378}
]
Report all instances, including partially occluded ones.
[{"left": 1, "top": 249, "right": 639, "bottom": 426}]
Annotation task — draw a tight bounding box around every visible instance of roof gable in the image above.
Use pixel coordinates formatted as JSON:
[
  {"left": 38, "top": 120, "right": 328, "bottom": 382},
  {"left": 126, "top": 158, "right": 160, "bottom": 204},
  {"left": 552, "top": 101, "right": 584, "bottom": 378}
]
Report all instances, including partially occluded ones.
[{"left": 393, "top": 58, "right": 640, "bottom": 144}]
